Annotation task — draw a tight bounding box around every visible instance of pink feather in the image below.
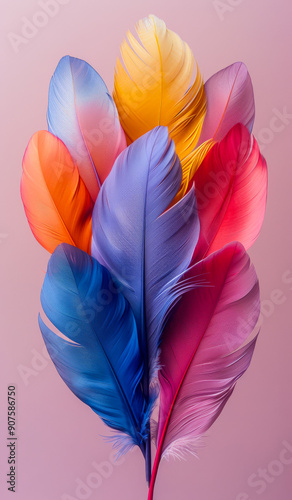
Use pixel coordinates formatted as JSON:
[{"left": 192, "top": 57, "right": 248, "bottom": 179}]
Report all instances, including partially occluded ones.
[
  {"left": 198, "top": 62, "right": 255, "bottom": 144},
  {"left": 148, "top": 242, "right": 260, "bottom": 499},
  {"left": 192, "top": 123, "right": 267, "bottom": 262}
]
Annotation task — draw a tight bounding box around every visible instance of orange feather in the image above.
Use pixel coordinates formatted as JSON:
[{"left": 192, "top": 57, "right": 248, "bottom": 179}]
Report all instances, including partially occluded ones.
[{"left": 21, "top": 131, "right": 93, "bottom": 254}]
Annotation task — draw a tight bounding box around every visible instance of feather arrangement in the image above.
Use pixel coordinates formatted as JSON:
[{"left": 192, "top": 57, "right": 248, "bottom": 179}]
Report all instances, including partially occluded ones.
[{"left": 21, "top": 14, "right": 267, "bottom": 498}]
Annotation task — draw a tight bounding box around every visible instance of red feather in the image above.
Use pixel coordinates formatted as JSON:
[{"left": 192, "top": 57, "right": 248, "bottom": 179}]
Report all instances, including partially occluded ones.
[{"left": 192, "top": 124, "right": 267, "bottom": 262}]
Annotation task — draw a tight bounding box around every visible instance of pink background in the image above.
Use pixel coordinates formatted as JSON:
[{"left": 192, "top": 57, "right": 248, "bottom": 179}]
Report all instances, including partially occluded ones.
[{"left": 1, "top": 1, "right": 291, "bottom": 499}]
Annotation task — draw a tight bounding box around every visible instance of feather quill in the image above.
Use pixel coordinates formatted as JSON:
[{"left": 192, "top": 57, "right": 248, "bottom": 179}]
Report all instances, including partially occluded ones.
[
  {"left": 148, "top": 242, "right": 260, "bottom": 499},
  {"left": 21, "top": 131, "right": 92, "bottom": 254},
  {"left": 47, "top": 55, "right": 126, "bottom": 201},
  {"left": 39, "top": 243, "right": 148, "bottom": 454},
  {"left": 113, "top": 15, "right": 209, "bottom": 199}
]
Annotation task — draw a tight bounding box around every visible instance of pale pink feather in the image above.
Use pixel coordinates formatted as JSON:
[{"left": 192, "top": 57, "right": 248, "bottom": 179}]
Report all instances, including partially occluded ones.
[{"left": 198, "top": 62, "right": 255, "bottom": 145}]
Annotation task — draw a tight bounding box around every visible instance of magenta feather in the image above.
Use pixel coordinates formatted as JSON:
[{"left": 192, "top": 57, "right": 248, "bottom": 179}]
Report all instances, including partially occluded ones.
[{"left": 148, "top": 242, "right": 260, "bottom": 499}]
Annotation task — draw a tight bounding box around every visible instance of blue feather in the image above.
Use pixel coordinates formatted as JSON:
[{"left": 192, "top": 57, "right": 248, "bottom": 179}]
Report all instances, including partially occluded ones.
[
  {"left": 39, "top": 243, "right": 148, "bottom": 454},
  {"left": 91, "top": 127, "right": 200, "bottom": 384}
]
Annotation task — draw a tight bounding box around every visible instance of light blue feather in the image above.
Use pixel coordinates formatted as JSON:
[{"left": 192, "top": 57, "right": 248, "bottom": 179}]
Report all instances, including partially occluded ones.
[
  {"left": 39, "top": 243, "right": 148, "bottom": 454},
  {"left": 91, "top": 127, "right": 200, "bottom": 383},
  {"left": 47, "top": 55, "right": 125, "bottom": 201}
]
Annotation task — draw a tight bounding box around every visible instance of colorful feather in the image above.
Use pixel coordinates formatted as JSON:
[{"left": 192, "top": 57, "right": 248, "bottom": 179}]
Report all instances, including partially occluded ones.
[
  {"left": 173, "top": 138, "right": 215, "bottom": 203},
  {"left": 21, "top": 131, "right": 92, "bottom": 254},
  {"left": 91, "top": 126, "right": 199, "bottom": 480},
  {"left": 47, "top": 55, "right": 126, "bottom": 201},
  {"left": 113, "top": 15, "right": 208, "bottom": 199},
  {"left": 91, "top": 127, "right": 200, "bottom": 385},
  {"left": 198, "top": 62, "right": 255, "bottom": 145},
  {"left": 192, "top": 124, "right": 267, "bottom": 262},
  {"left": 39, "top": 243, "right": 148, "bottom": 455},
  {"left": 148, "top": 242, "right": 260, "bottom": 499}
]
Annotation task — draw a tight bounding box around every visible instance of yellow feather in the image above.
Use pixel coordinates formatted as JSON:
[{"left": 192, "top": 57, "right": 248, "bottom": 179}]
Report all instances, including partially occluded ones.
[
  {"left": 174, "top": 139, "right": 215, "bottom": 204},
  {"left": 113, "top": 15, "right": 208, "bottom": 198}
]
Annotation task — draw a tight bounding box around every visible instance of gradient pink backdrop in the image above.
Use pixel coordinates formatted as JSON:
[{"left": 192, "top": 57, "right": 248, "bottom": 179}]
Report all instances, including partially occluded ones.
[{"left": 1, "top": 1, "right": 291, "bottom": 499}]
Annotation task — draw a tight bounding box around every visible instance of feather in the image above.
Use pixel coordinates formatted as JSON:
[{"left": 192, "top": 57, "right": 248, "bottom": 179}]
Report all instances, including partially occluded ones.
[
  {"left": 21, "top": 131, "right": 92, "bottom": 254},
  {"left": 198, "top": 62, "right": 255, "bottom": 145},
  {"left": 173, "top": 138, "right": 215, "bottom": 203},
  {"left": 39, "top": 243, "right": 148, "bottom": 454},
  {"left": 113, "top": 15, "right": 207, "bottom": 199},
  {"left": 148, "top": 242, "right": 260, "bottom": 499},
  {"left": 91, "top": 126, "right": 200, "bottom": 386},
  {"left": 91, "top": 125, "right": 199, "bottom": 482},
  {"left": 192, "top": 124, "right": 267, "bottom": 262},
  {"left": 47, "top": 55, "right": 126, "bottom": 201}
]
